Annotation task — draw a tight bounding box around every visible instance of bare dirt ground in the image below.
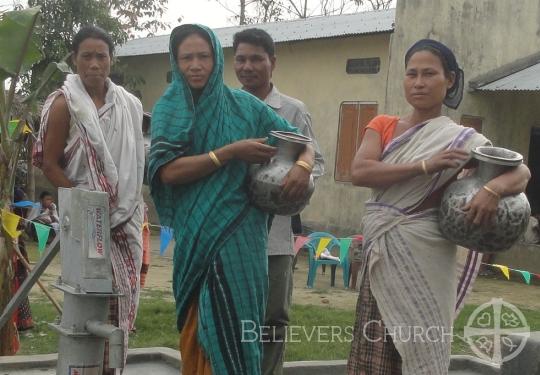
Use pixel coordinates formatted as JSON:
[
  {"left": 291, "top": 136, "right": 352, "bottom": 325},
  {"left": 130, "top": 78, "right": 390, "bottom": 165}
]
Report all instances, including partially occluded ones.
[{"left": 29, "top": 235, "right": 540, "bottom": 312}]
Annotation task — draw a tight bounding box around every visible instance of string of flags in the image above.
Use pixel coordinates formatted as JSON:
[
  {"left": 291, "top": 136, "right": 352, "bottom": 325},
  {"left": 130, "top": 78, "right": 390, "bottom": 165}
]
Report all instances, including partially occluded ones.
[
  {"left": 154, "top": 230, "right": 540, "bottom": 284},
  {"left": 1, "top": 208, "right": 52, "bottom": 253},
  {"left": 2, "top": 207, "right": 176, "bottom": 257},
  {"left": 483, "top": 263, "right": 539, "bottom": 285},
  {"left": 3, "top": 210, "right": 538, "bottom": 286},
  {"left": 291, "top": 235, "right": 540, "bottom": 285}
]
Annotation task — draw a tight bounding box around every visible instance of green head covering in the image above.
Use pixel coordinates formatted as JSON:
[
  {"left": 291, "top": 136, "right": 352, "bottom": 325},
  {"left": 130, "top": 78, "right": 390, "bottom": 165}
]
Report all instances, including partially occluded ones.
[{"left": 168, "top": 23, "right": 223, "bottom": 106}]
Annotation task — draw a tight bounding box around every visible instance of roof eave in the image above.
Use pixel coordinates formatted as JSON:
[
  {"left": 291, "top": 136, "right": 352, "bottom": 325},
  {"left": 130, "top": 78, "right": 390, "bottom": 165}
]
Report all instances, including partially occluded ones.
[
  {"left": 469, "top": 51, "right": 540, "bottom": 91},
  {"left": 117, "top": 29, "right": 394, "bottom": 58}
]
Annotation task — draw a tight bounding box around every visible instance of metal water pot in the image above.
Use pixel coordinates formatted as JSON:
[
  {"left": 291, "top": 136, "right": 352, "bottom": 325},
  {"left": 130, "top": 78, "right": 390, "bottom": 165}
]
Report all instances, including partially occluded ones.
[
  {"left": 248, "top": 130, "right": 315, "bottom": 216},
  {"left": 439, "top": 146, "right": 530, "bottom": 252}
]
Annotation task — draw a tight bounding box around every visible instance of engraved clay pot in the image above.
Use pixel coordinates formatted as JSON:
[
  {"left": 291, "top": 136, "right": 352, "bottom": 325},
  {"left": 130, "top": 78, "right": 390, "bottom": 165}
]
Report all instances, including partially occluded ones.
[
  {"left": 248, "top": 130, "right": 315, "bottom": 216},
  {"left": 439, "top": 146, "right": 531, "bottom": 252}
]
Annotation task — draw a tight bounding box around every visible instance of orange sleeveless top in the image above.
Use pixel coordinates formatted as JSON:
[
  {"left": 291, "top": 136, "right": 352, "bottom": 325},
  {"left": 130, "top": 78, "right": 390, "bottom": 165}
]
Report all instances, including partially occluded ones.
[{"left": 363, "top": 115, "right": 399, "bottom": 149}]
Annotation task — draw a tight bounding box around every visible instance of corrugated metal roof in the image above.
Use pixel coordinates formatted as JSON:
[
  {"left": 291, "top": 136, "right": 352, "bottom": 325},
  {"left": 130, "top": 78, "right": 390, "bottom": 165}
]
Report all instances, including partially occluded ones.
[
  {"left": 475, "top": 62, "right": 540, "bottom": 91},
  {"left": 116, "top": 8, "right": 395, "bottom": 57}
]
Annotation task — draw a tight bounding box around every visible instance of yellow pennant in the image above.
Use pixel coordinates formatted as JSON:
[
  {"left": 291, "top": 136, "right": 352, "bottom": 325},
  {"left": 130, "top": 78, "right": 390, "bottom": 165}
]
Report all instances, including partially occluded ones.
[
  {"left": 23, "top": 124, "right": 33, "bottom": 134},
  {"left": 494, "top": 264, "right": 510, "bottom": 280},
  {"left": 315, "top": 237, "right": 332, "bottom": 259},
  {"left": 1, "top": 209, "right": 22, "bottom": 239}
]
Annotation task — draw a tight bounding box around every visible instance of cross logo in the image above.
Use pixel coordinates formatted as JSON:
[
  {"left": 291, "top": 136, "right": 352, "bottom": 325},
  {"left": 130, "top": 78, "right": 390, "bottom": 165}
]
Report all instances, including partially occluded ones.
[{"left": 464, "top": 298, "right": 530, "bottom": 363}]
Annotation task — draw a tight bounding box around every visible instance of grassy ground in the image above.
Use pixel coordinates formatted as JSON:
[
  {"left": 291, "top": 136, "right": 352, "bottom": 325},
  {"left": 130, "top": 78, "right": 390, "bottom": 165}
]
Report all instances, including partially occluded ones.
[
  {"left": 15, "top": 238, "right": 540, "bottom": 361},
  {"left": 18, "top": 290, "right": 540, "bottom": 360}
]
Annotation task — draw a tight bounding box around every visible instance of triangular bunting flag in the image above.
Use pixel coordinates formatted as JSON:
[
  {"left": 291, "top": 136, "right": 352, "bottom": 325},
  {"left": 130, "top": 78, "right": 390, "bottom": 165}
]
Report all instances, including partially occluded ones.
[
  {"left": 293, "top": 236, "right": 309, "bottom": 255},
  {"left": 33, "top": 222, "right": 51, "bottom": 253},
  {"left": 22, "top": 124, "right": 33, "bottom": 134},
  {"left": 1, "top": 209, "right": 22, "bottom": 239},
  {"left": 160, "top": 226, "right": 174, "bottom": 255},
  {"left": 494, "top": 264, "right": 510, "bottom": 280},
  {"left": 339, "top": 238, "right": 353, "bottom": 262},
  {"left": 519, "top": 270, "right": 531, "bottom": 285},
  {"left": 315, "top": 237, "right": 331, "bottom": 259},
  {"left": 7, "top": 120, "right": 19, "bottom": 137}
]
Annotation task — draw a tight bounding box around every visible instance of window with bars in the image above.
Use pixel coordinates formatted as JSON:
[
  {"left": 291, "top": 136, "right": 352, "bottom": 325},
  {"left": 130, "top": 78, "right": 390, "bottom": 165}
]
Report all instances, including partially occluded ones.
[
  {"left": 335, "top": 102, "right": 378, "bottom": 182},
  {"left": 346, "top": 58, "right": 381, "bottom": 74}
]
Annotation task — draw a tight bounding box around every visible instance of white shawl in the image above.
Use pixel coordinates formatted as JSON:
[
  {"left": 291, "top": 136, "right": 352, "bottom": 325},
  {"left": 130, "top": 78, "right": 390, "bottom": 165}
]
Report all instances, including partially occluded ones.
[{"left": 35, "top": 74, "right": 145, "bottom": 228}]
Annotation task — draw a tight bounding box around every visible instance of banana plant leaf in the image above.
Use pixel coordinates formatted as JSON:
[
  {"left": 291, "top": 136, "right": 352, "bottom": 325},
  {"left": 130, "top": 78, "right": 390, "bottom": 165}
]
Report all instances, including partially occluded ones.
[{"left": 0, "top": 7, "right": 42, "bottom": 81}]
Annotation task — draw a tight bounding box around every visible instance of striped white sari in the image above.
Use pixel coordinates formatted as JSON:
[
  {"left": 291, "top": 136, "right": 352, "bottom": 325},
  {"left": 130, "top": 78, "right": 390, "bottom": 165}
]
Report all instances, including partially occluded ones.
[
  {"left": 34, "top": 74, "right": 145, "bottom": 369},
  {"left": 361, "top": 116, "right": 490, "bottom": 374}
]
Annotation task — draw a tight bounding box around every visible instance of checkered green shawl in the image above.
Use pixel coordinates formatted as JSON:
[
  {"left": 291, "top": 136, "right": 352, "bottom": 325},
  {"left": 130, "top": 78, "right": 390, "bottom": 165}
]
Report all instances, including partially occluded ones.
[{"left": 148, "top": 25, "right": 297, "bottom": 373}]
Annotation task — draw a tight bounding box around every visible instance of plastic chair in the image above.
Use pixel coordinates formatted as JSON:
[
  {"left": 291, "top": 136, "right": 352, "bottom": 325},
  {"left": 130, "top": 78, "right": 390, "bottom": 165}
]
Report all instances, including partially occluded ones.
[{"left": 305, "top": 232, "right": 351, "bottom": 288}]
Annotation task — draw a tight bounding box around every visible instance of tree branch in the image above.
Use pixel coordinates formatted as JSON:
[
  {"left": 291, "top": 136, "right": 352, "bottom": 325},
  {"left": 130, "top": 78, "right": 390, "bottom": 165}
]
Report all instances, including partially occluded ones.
[
  {"left": 286, "top": 0, "right": 304, "bottom": 18},
  {"left": 214, "top": 0, "right": 242, "bottom": 17}
]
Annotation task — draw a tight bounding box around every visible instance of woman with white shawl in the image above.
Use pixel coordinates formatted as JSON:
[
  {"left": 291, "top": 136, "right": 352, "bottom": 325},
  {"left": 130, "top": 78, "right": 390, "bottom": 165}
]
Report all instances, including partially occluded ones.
[
  {"left": 33, "top": 26, "right": 144, "bottom": 375},
  {"left": 347, "top": 39, "right": 530, "bottom": 374}
]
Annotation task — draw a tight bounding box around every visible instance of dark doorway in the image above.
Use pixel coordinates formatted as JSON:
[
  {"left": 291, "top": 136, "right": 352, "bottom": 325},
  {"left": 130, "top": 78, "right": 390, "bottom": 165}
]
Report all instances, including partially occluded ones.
[{"left": 526, "top": 127, "right": 540, "bottom": 215}]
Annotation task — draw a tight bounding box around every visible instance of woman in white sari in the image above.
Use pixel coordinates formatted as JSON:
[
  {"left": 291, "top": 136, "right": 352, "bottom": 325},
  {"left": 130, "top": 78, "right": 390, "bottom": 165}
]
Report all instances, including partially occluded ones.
[
  {"left": 347, "top": 39, "right": 530, "bottom": 374},
  {"left": 34, "top": 26, "right": 144, "bottom": 375}
]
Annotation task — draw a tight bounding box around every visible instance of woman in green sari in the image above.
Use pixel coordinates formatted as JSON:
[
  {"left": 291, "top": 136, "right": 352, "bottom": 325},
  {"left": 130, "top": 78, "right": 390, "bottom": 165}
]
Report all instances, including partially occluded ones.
[{"left": 148, "top": 24, "right": 314, "bottom": 374}]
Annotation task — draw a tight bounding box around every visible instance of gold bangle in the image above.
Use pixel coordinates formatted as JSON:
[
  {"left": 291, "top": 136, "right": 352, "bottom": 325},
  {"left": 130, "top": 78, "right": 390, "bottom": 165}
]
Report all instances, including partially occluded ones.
[
  {"left": 483, "top": 185, "right": 501, "bottom": 199},
  {"left": 208, "top": 151, "right": 222, "bottom": 168},
  {"left": 421, "top": 160, "right": 429, "bottom": 175},
  {"left": 295, "top": 160, "right": 313, "bottom": 173}
]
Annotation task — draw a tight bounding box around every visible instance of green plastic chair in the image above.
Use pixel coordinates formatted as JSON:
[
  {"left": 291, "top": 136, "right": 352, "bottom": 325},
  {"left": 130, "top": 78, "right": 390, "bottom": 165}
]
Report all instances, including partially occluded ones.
[{"left": 305, "top": 232, "right": 351, "bottom": 288}]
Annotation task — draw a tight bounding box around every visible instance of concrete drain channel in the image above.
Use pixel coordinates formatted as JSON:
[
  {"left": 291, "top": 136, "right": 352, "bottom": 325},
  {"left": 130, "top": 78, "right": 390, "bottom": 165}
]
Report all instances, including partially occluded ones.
[{"left": 0, "top": 348, "right": 503, "bottom": 375}]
